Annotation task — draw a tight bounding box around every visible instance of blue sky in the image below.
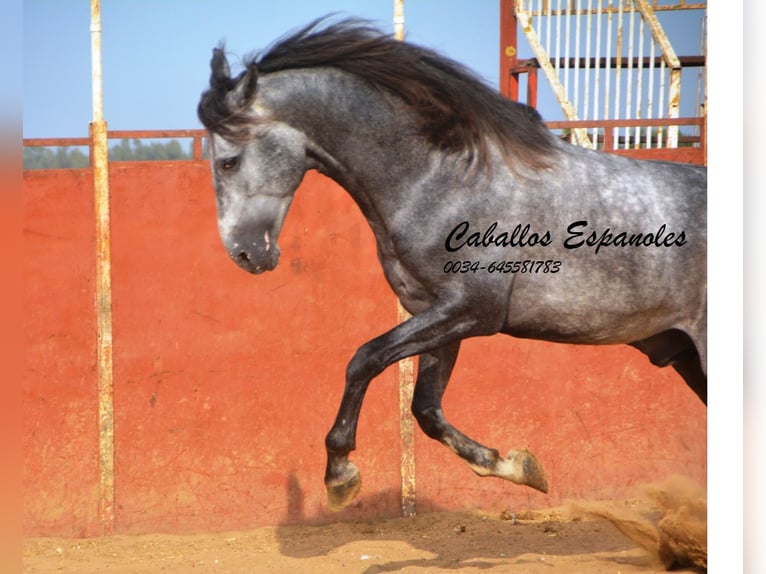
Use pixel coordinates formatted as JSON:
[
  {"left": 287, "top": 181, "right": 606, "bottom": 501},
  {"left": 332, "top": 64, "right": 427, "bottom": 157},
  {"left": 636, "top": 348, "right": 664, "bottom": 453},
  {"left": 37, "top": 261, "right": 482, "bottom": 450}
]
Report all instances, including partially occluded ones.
[
  {"left": 23, "top": 0, "right": 500, "bottom": 138},
  {"left": 23, "top": 0, "right": 709, "bottom": 139}
]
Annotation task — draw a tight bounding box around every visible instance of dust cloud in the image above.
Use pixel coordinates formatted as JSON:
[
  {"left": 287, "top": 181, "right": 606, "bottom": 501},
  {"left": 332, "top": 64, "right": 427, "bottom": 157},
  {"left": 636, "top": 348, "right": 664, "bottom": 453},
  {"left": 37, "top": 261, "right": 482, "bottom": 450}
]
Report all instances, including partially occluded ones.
[{"left": 569, "top": 476, "right": 707, "bottom": 571}]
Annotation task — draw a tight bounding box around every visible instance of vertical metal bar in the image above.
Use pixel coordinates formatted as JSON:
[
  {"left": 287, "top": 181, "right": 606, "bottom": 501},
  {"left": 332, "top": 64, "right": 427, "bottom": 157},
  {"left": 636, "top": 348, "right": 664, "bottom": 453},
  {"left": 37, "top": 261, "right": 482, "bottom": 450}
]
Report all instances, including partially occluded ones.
[
  {"left": 604, "top": 124, "right": 613, "bottom": 149},
  {"left": 634, "top": 5, "right": 645, "bottom": 148},
  {"left": 500, "top": 0, "right": 519, "bottom": 99},
  {"left": 545, "top": 0, "right": 552, "bottom": 56},
  {"left": 396, "top": 302, "right": 416, "bottom": 518},
  {"left": 193, "top": 136, "right": 203, "bottom": 160},
  {"left": 658, "top": 57, "right": 666, "bottom": 147},
  {"left": 573, "top": 0, "right": 582, "bottom": 123},
  {"left": 393, "top": 0, "right": 416, "bottom": 519},
  {"left": 90, "top": 0, "right": 115, "bottom": 537},
  {"left": 536, "top": 0, "right": 543, "bottom": 58},
  {"left": 697, "top": 13, "right": 706, "bottom": 151},
  {"left": 614, "top": 0, "right": 623, "bottom": 148},
  {"left": 528, "top": 67, "right": 539, "bottom": 107},
  {"left": 604, "top": 0, "right": 613, "bottom": 147},
  {"left": 555, "top": 0, "right": 562, "bottom": 77},
  {"left": 695, "top": 14, "right": 705, "bottom": 135},
  {"left": 582, "top": 0, "right": 593, "bottom": 146},
  {"left": 393, "top": 0, "right": 405, "bottom": 40},
  {"left": 624, "top": 1, "right": 635, "bottom": 149},
  {"left": 563, "top": 0, "right": 571, "bottom": 97},
  {"left": 646, "top": 30, "right": 656, "bottom": 148},
  {"left": 592, "top": 0, "right": 603, "bottom": 147},
  {"left": 666, "top": 67, "right": 681, "bottom": 147}
]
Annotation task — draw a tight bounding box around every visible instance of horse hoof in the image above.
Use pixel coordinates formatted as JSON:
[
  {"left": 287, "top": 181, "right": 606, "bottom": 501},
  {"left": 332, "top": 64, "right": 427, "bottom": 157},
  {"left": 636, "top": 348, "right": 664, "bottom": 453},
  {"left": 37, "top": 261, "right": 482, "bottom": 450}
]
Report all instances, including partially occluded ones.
[
  {"left": 326, "top": 462, "right": 362, "bottom": 512},
  {"left": 506, "top": 448, "right": 548, "bottom": 493}
]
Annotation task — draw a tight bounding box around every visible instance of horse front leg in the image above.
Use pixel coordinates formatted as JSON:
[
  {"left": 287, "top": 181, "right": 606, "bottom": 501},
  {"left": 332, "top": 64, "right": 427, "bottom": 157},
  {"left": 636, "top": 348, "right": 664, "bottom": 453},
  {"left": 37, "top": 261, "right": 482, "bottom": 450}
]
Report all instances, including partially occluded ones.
[
  {"left": 412, "top": 343, "right": 548, "bottom": 494},
  {"left": 324, "top": 300, "right": 481, "bottom": 511}
]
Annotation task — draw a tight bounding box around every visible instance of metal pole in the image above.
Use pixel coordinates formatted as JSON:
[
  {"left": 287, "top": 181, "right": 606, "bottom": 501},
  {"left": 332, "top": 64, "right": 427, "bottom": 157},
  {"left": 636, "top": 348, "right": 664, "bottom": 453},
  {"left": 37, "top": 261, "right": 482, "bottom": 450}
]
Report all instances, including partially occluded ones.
[
  {"left": 90, "top": 0, "right": 115, "bottom": 537},
  {"left": 393, "top": 0, "right": 405, "bottom": 41},
  {"left": 393, "top": 0, "right": 416, "bottom": 519},
  {"left": 499, "top": 0, "right": 518, "bottom": 100}
]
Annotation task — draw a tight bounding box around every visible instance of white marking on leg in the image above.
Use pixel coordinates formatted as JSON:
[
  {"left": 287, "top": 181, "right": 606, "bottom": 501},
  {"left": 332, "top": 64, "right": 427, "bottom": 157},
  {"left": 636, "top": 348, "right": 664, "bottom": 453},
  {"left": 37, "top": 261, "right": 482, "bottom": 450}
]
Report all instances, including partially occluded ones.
[
  {"left": 493, "top": 456, "right": 526, "bottom": 484},
  {"left": 465, "top": 456, "right": 525, "bottom": 484}
]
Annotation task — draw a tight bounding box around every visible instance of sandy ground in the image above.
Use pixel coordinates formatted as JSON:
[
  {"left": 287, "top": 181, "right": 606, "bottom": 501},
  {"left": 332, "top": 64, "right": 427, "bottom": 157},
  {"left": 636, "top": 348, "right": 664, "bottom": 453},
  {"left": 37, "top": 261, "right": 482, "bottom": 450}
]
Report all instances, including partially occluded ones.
[{"left": 24, "top": 496, "right": 706, "bottom": 574}]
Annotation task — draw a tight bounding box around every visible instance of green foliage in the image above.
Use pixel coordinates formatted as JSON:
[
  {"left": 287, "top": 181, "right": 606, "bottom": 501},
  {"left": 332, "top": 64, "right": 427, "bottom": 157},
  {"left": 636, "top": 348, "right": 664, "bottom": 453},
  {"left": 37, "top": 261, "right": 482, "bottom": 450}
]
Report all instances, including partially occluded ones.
[
  {"left": 23, "top": 146, "right": 90, "bottom": 170},
  {"left": 108, "top": 138, "right": 190, "bottom": 162},
  {"left": 23, "top": 139, "right": 194, "bottom": 170}
]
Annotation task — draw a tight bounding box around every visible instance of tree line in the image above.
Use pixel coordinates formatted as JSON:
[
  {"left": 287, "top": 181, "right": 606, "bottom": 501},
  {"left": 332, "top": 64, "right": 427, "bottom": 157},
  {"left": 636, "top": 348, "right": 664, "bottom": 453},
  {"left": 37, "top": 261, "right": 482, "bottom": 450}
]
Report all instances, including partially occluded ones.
[{"left": 23, "top": 138, "right": 197, "bottom": 170}]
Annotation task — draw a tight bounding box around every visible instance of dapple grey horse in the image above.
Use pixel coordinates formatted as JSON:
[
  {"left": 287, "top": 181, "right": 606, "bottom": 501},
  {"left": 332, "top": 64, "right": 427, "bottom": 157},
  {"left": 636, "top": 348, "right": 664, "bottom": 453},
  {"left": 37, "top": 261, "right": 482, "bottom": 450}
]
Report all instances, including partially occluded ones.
[{"left": 198, "top": 19, "right": 706, "bottom": 511}]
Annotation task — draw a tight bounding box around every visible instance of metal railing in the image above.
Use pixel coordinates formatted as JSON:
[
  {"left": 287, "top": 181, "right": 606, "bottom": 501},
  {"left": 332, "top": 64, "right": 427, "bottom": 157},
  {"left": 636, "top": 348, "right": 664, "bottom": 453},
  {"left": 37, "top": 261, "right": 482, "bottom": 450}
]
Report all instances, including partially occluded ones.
[
  {"left": 22, "top": 119, "right": 705, "bottom": 170},
  {"left": 503, "top": 0, "right": 706, "bottom": 159},
  {"left": 546, "top": 115, "right": 704, "bottom": 149},
  {"left": 23, "top": 129, "right": 208, "bottom": 169}
]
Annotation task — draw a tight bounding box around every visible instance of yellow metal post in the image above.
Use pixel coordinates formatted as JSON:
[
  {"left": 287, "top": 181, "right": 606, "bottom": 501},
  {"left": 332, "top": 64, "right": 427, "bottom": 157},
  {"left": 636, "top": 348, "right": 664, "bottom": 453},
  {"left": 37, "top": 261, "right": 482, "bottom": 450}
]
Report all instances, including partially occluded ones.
[
  {"left": 90, "top": 0, "right": 115, "bottom": 536},
  {"left": 393, "top": 0, "right": 416, "bottom": 519},
  {"left": 393, "top": 0, "right": 405, "bottom": 41},
  {"left": 397, "top": 302, "right": 416, "bottom": 518}
]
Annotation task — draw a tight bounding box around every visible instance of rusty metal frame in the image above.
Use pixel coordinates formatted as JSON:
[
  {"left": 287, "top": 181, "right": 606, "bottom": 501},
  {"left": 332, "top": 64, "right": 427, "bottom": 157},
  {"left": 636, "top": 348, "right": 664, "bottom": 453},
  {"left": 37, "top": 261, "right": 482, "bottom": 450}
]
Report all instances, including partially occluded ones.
[
  {"left": 520, "top": 0, "right": 706, "bottom": 16},
  {"left": 504, "top": 0, "right": 705, "bottom": 161},
  {"left": 546, "top": 115, "right": 703, "bottom": 145},
  {"left": 23, "top": 130, "right": 208, "bottom": 166}
]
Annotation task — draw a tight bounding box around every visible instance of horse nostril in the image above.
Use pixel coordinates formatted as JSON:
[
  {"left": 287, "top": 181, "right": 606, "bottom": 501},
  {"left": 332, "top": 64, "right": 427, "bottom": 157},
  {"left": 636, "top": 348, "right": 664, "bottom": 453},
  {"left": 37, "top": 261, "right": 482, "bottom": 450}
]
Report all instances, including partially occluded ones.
[{"left": 236, "top": 251, "right": 251, "bottom": 264}]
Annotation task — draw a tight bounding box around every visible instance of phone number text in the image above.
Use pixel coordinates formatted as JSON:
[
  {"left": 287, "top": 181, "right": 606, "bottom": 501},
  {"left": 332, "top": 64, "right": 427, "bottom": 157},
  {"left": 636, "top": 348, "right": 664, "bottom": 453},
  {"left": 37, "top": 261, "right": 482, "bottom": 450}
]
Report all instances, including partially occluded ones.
[{"left": 443, "top": 260, "right": 562, "bottom": 274}]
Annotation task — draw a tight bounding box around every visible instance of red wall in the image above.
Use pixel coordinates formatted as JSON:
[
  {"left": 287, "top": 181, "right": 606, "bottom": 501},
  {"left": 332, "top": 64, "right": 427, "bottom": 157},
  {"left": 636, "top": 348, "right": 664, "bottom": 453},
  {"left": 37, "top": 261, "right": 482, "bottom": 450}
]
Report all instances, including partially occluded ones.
[
  {"left": 23, "top": 162, "right": 706, "bottom": 537},
  {"left": 24, "top": 169, "right": 100, "bottom": 537}
]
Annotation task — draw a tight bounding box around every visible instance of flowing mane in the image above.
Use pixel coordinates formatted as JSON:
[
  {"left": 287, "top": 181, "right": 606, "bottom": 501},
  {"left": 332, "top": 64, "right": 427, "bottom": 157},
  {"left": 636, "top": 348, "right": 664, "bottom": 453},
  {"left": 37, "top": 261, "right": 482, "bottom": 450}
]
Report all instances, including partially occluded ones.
[{"left": 199, "top": 18, "right": 559, "bottom": 170}]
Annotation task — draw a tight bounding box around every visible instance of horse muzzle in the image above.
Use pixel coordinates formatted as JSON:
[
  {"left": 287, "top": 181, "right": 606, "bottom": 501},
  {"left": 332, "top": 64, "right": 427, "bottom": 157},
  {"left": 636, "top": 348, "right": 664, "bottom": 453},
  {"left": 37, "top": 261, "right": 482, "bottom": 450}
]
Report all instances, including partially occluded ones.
[{"left": 227, "top": 234, "right": 281, "bottom": 275}]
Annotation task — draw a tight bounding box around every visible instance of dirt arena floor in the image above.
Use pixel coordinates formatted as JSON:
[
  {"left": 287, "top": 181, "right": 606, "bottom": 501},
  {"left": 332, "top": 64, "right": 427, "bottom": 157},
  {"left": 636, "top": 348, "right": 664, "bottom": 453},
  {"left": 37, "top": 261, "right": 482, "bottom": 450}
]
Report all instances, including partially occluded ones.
[{"left": 24, "top": 479, "right": 707, "bottom": 574}]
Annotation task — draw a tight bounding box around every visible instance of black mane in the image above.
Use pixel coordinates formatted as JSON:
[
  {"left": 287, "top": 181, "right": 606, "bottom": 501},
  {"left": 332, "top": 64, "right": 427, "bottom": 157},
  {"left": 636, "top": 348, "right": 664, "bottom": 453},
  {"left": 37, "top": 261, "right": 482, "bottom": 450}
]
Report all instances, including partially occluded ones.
[{"left": 199, "top": 18, "right": 558, "bottom": 169}]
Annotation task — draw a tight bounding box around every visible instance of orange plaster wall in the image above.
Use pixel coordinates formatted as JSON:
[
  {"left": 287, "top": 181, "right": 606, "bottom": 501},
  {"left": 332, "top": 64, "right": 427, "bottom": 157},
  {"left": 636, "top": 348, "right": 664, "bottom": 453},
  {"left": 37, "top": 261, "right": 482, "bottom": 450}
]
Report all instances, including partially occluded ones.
[
  {"left": 23, "top": 162, "right": 706, "bottom": 537},
  {"left": 23, "top": 169, "right": 100, "bottom": 537}
]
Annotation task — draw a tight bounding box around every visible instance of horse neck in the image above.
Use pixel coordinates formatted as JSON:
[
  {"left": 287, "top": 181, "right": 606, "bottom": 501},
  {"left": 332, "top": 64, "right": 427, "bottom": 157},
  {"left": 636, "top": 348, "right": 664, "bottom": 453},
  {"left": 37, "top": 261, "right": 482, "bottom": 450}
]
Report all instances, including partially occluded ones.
[{"left": 259, "top": 68, "right": 430, "bottom": 201}]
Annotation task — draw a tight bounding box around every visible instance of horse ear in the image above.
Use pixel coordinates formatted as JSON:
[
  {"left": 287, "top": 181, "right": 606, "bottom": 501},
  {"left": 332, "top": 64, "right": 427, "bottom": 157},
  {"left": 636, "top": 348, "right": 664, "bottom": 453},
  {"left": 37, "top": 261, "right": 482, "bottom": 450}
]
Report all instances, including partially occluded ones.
[
  {"left": 209, "top": 44, "right": 258, "bottom": 108},
  {"left": 210, "top": 45, "right": 236, "bottom": 91},
  {"left": 229, "top": 65, "right": 259, "bottom": 109}
]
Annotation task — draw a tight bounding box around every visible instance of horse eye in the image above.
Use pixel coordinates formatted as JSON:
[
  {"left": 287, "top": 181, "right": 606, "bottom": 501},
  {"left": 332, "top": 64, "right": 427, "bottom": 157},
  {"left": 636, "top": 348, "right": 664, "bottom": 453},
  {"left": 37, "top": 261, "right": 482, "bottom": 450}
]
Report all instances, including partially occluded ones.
[{"left": 219, "top": 156, "right": 239, "bottom": 171}]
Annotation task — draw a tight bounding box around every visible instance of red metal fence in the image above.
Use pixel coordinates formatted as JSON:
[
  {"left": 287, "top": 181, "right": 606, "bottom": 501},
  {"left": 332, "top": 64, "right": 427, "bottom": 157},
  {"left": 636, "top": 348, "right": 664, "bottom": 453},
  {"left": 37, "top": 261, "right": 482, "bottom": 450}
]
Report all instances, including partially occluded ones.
[
  {"left": 23, "top": 129, "right": 208, "bottom": 165},
  {"left": 23, "top": 137, "right": 706, "bottom": 537},
  {"left": 499, "top": 0, "right": 707, "bottom": 167}
]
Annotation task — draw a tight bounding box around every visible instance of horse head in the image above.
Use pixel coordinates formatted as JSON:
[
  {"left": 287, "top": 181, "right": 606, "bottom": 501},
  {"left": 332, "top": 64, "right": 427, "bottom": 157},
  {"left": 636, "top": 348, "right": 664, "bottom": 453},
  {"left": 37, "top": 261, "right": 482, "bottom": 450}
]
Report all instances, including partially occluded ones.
[{"left": 198, "top": 47, "right": 312, "bottom": 274}]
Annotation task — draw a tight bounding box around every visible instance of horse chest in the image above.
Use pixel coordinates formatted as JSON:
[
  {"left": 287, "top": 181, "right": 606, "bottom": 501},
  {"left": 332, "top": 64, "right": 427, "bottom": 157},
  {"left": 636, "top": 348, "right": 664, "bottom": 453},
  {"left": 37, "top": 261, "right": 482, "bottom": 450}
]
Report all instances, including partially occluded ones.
[{"left": 376, "top": 243, "right": 433, "bottom": 315}]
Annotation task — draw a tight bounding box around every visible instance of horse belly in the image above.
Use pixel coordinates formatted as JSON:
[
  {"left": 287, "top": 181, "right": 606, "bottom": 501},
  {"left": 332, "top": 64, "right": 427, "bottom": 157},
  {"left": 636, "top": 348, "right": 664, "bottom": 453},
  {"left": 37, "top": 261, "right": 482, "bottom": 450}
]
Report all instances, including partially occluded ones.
[
  {"left": 501, "top": 277, "right": 690, "bottom": 346},
  {"left": 502, "top": 313, "right": 672, "bottom": 346}
]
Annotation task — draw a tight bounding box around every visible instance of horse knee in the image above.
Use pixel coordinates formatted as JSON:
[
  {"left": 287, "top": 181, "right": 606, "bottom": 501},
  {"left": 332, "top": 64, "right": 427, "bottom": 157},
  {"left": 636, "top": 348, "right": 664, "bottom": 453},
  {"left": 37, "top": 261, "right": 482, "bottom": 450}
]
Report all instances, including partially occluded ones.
[
  {"left": 411, "top": 405, "right": 446, "bottom": 440},
  {"left": 346, "top": 343, "right": 386, "bottom": 384}
]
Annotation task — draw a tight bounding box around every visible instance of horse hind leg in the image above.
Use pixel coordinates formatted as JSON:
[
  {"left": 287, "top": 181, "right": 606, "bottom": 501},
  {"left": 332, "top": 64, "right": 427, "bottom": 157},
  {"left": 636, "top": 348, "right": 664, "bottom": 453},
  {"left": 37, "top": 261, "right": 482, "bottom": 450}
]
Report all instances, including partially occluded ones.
[
  {"left": 411, "top": 342, "right": 548, "bottom": 493},
  {"left": 630, "top": 329, "right": 707, "bottom": 405}
]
